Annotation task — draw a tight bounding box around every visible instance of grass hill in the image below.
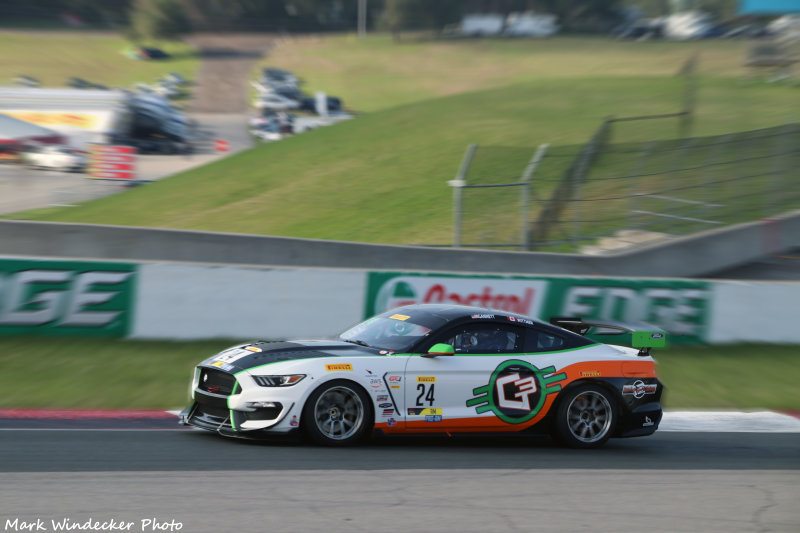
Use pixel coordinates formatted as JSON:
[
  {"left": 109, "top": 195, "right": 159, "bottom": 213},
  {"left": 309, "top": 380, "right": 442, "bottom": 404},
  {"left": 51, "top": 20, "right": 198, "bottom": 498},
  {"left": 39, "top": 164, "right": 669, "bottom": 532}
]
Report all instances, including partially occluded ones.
[
  {"left": 0, "top": 31, "right": 197, "bottom": 89},
  {"left": 9, "top": 35, "right": 800, "bottom": 247}
]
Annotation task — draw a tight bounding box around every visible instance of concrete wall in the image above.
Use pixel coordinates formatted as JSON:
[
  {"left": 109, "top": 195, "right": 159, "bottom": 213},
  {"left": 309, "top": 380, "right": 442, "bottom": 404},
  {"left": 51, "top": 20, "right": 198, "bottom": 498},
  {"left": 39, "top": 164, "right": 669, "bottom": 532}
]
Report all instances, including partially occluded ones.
[
  {"left": 1, "top": 210, "right": 799, "bottom": 278},
  {"left": 134, "top": 264, "right": 364, "bottom": 340},
  {"left": 1, "top": 256, "right": 797, "bottom": 342}
]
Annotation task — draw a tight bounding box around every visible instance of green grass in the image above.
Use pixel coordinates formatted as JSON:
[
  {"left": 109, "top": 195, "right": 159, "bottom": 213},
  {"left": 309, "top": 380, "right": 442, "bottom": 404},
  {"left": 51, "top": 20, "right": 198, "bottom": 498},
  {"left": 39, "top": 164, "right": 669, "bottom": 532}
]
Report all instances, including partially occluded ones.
[
  {"left": 1, "top": 337, "right": 796, "bottom": 410},
  {"left": 656, "top": 345, "right": 800, "bottom": 411},
  {"left": 262, "top": 35, "right": 758, "bottom": 113},
  {"left": 8, "top": 35, "right": 798, "bottom": 245},
  {"left": 0, "top": 31, "right": 198, "bottom": 89}
]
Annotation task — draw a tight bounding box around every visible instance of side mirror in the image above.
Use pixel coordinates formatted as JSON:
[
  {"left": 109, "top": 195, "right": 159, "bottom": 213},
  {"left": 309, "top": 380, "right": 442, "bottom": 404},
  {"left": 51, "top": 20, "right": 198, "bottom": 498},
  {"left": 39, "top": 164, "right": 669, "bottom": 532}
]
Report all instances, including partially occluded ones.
[{"left": 424, "top": 343, "right": 455, "bottom": 357}]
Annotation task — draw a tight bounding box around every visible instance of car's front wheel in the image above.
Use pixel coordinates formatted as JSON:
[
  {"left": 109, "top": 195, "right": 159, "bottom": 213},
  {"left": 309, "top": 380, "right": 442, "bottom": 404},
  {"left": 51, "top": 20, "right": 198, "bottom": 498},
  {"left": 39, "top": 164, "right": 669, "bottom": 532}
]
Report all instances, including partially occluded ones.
[
  {"left": 553, "top": 384, "right": 617, "bottom": 449},
  {"left": 302, "top": 380, "right": 372, "bottom": 446}
]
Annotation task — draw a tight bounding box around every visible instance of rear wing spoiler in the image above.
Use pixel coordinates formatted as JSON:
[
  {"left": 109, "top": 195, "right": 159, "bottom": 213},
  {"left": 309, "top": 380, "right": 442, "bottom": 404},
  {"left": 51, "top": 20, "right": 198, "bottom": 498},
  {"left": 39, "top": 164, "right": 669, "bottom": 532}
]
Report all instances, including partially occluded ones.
[{"left": 549, "top": 317, "right": 667, "bottom": 356}]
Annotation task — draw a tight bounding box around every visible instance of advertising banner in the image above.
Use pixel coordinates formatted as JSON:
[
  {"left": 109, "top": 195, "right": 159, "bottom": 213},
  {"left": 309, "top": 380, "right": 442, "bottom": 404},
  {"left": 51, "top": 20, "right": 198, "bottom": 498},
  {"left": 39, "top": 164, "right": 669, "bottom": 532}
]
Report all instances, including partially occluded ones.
[
  {"left": 87, "top": 144, "right": 137, "bottom": 180},
  {"left": 365, "top": 272, "right": 712, "bottom": 343},
  {"left": 365, "top": 272, "right": 549, "bottom": 319},
  {"left": 3, "top": 110, "right": 100, "bottom": 130},
  {"left": 0, "top": 259, "right": 136, "bottom": 337},
  {"left": 540, "top": 277, "right": 711, "bottom": 344}
]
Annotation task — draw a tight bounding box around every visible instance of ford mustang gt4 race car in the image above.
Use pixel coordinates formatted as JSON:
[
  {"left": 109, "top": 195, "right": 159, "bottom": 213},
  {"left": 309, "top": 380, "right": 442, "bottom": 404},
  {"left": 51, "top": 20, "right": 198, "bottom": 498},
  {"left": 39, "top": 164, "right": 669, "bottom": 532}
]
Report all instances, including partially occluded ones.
[{"left": 180, "top": 304, "right": 665, "bottom": 448}]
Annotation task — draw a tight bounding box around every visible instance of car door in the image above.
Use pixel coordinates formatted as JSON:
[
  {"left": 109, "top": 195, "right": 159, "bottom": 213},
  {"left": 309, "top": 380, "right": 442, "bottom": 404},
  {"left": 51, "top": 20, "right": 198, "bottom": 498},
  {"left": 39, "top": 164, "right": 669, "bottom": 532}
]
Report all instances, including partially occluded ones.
[{"left": 403, "top": 321, "right": 528, "bottom": 431}]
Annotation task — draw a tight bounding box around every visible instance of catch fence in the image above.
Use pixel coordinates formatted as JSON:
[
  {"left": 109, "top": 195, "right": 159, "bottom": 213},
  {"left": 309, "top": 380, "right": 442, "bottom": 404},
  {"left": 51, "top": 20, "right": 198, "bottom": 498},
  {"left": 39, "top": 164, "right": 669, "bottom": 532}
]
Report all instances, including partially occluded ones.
[{"left": 447, "top": 122, "right": 800, "bottom": 252}]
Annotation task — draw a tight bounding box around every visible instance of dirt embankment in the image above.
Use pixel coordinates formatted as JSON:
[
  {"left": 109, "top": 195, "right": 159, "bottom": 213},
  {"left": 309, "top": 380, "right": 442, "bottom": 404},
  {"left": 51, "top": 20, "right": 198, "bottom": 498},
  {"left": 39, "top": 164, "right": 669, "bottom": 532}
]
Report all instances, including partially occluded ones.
[{"left": 183, "top": 33, "right": 274, "bottom": 113}]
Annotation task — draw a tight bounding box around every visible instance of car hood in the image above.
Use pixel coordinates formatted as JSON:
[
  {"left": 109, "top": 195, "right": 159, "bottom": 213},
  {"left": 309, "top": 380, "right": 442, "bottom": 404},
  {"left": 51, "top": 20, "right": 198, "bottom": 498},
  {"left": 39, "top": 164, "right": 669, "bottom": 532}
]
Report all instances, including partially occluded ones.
[{"left": 200, "top": 340, "right": 383, "bottom": 372}]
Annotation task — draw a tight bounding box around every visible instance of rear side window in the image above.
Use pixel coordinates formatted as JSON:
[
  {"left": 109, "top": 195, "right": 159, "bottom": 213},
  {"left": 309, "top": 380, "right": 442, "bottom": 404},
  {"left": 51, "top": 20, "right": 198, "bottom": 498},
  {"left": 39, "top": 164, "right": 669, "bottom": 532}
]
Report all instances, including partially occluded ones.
[{"left": 524, "top": 328, "right": 567, "bottom": 352}]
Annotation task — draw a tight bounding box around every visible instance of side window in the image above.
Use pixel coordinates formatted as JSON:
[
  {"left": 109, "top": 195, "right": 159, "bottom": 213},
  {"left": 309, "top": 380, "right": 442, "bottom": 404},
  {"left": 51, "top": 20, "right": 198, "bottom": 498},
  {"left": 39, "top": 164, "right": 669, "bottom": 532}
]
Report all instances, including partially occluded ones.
[
  {"left": 437, "top": 324, "right": 525, "bottom": 354},
  {"left": 524, "top": 327, "right": 567, "bottom": 352}
]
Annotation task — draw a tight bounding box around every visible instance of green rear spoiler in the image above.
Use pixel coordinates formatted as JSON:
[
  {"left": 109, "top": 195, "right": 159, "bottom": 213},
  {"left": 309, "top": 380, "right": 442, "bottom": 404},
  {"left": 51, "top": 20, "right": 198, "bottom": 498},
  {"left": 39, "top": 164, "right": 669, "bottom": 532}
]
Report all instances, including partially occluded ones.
[{"left": 549, "top": 317, "right": 667, "bottom": 356}]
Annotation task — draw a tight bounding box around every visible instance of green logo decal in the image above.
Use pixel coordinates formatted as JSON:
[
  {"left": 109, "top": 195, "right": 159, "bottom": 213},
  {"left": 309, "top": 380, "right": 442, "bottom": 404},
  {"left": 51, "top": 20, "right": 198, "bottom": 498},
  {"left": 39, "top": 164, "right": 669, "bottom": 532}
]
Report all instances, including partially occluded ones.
[{"left": 466, "top": 360, "right": 567, "bottom": 424}]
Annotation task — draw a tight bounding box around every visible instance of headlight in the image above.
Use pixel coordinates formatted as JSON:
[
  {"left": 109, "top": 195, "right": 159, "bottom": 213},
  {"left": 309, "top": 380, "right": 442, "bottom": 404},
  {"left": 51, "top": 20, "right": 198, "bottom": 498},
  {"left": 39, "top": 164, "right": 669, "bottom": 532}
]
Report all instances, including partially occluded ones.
[{"left": 252, "top": 374, "right": 305, "bottom": 387}]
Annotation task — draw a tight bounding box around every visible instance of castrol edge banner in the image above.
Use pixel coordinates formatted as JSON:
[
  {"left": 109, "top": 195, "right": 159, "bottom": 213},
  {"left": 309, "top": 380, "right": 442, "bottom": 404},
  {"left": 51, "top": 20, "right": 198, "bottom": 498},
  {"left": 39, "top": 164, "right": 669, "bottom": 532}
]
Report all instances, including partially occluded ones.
[
  {"left": 365, "top": 272, "right": 711, "bottom": 343},
  {"left": 87, "top": 143, "right": 137, "bottom": 180},
  {"left": 365, "top": 272, "right": 547, "bottom": 319}
]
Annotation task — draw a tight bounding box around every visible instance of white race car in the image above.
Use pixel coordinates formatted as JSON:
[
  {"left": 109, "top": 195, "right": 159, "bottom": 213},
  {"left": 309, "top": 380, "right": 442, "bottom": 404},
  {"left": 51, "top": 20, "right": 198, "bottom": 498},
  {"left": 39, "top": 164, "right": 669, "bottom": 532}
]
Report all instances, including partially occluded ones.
[
  {"left": 180, "top": 304, "right": 665, "bottom": 448},
  {"left": 22, "top": 145, "right": 86, "bottom": 172}
]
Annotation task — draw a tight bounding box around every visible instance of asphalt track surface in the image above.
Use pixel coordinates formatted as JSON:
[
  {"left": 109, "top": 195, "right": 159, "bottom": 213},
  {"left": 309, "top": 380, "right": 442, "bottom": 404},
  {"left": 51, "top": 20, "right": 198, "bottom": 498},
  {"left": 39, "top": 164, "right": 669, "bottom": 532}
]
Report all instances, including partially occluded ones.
[{"left": 1, "top": 417, "right": 798, "bottom": 533}]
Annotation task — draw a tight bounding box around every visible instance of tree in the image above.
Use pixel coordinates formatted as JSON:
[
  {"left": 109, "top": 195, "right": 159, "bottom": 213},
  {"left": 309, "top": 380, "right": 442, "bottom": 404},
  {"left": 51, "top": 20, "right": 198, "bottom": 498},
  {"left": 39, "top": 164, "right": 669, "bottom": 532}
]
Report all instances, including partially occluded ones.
[{"left": 129, "top": 0, "right": 190, "bottom": 41}]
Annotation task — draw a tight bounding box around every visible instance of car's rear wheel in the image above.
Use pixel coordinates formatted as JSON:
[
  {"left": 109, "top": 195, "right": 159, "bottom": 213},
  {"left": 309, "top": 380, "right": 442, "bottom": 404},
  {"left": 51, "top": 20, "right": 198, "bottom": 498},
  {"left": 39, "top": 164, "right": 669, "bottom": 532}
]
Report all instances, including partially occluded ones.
[
  {"left": 302, "top": 380, "right": 372, "bottom": 446},
  {"left": 553, "top": 384, "right": 617, "bottom": 449}
]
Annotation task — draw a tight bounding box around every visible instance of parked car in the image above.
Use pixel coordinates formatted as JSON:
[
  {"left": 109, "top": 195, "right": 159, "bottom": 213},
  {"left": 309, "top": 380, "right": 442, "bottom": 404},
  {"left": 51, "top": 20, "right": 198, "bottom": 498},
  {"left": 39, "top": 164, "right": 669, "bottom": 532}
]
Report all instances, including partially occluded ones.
[
  {"left": 253, "top": 92, "right": 300, "bottom": 111},
  {"left": 13, "top": 75, "right": 40, "bottom": 88},
  {"left": 180, "top": 303, "right": 665, "bottom": 448},
  {"left": 299, "top": 95, "right": 343, "bottom": 114},
  {"left": 21, "top": 145, "right": 86, "bottom": 172},
  {"left": 260, "top": 67, "right": 299, "bottom": 86}
]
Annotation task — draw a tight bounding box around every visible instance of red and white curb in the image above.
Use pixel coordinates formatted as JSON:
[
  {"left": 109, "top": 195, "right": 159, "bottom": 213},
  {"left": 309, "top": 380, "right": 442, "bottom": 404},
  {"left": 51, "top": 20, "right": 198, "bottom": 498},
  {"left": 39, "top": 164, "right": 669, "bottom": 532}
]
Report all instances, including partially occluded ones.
[{"left": 0, "top": 409, "right": 798, "bottom": 432}]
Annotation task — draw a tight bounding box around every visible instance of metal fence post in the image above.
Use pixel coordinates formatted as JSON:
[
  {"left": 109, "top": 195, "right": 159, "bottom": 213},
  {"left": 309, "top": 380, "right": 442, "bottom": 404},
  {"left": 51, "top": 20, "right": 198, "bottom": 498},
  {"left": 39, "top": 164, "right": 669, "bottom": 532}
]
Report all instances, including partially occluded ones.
[
  {"left": 448, "top": 143, "right": 477, "bottom": 248},
  {"left": 520, "top": 144, "right": 549, "bottom": 250}
]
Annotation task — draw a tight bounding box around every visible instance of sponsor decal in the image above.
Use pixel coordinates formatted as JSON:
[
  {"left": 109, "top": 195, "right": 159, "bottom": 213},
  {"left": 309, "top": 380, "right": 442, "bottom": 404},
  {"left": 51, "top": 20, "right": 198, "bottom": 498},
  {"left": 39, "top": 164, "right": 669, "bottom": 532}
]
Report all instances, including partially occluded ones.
[
  {"left": 387, "top": 418, "right": 396, "bottom": 427},
  {"left": 325, "top": 364, "right": 353, "bottom": 372},
  {"left": 387, "top": 376, "right": 402, "bottom": 383},
  {"left": 622, "top": 380, "right": 658, "bottom": 399},
  {"left": 507, "top": 316, "right": 534, "bottom": 325},
  {"left": 580, "top": 370, "right": 601, "bottom": 377},
  {"left": 289, "top": 415, "right": 299, "bottom": 427},
  {"left": 390, "top": 385, "right": 401, "bottom": 389},
  {"left": 382, "top": 409, "right": 395, "bottom": 416},
  {"left": 643, "top": 416, "right": 654, "bottom": 427},
  {"left": 417, "top": 376, "right": 436, "bottom": 383},
  {"left": 651, "top": 333, "right": 664, "bottom": 339},
  {"left": 367, "top": 273, "right": 547, "bottom": 317},
  {"left": 0, "top": 260, "right": 136, "bottom": 337},
  {"left": 369, "top": 378, "right": 384, "bottom": 389},
  {"left": 245, "top": 346, "right": 262, "bottom": 352},
  {"left": 378, "top": 403, "right": 393, "bottom": 409},
  {"left": 467, "top": 360, "right": 567, "bottom": 424},
  {"left": 408, "top": 407, "right": 442, "bottom": 416},
  {"left": 376, "top": 395, "right": 389, "bottom": 402},
  {"left": 213, "top": 348, "right": 251, "bottom": 364},
  {"left": 211, "top": 361, "right": 226, "bottom": 368},
  {"left": 425, "top": 415, "right": 443, "bottom": 423},
  {"left": 389, "top": 313, "right": 411, "bottom": 321},
  {"left": 472, "top": 314, "right": 495, "bottom": 319}
]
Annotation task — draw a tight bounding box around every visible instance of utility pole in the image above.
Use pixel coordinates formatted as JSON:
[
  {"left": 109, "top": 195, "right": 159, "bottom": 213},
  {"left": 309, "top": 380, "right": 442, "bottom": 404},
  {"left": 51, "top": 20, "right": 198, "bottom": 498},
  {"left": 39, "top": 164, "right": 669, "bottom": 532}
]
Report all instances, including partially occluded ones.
[{"left": 358, "top": 0, "right": 367, "bottom": 38}]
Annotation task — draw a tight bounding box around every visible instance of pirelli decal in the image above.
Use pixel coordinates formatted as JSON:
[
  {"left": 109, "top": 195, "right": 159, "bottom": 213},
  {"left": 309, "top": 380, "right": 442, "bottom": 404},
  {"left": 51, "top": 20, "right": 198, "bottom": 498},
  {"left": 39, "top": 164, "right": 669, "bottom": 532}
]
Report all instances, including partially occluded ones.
[{"left": 325, "top": 363, "right": 353, "bottom": 372}]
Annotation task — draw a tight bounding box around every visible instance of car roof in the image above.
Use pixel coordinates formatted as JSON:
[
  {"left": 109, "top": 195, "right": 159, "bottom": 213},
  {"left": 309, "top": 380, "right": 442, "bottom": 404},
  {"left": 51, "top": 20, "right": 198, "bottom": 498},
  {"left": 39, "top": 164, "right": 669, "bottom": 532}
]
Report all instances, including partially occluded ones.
[
  {"left": 381, "top": 303, "right": 546, "bottom": 325},
  {"left": 379, "top": 303, "right": 596, "bottom": 350}
]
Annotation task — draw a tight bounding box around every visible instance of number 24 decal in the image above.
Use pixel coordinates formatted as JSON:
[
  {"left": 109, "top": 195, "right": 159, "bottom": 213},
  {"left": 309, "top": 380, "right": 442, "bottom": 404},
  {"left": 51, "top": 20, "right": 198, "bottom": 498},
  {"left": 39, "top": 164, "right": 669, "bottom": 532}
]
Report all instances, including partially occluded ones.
[{"left": 416, "top": 383, "right": 435, "bottom": 406}]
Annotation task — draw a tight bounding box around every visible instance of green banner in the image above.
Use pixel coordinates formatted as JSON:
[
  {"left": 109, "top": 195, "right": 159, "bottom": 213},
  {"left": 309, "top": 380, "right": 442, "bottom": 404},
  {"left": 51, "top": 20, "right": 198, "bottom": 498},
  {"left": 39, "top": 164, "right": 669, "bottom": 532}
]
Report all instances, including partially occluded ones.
[
  {"left": 539, "top": 277, "right": 711, "bottom": 344},
  {"left": 0, "top": 259, "right": 136, "bottom": 337},
  {"left": 366, "top": 272, "right": 712, "bottom": 344}
]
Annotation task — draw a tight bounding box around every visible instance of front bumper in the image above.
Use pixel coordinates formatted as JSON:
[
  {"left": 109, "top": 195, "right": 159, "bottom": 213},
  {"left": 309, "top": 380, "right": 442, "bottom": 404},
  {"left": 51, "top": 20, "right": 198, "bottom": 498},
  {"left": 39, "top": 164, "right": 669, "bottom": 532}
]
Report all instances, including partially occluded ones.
[{"left": 183, "top": 367, "right": 307, "bottom": 436}]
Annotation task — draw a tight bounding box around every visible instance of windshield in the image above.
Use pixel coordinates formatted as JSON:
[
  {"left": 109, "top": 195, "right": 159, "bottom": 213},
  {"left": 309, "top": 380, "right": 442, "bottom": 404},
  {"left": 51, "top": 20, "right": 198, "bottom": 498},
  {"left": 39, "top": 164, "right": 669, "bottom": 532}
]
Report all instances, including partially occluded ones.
[{"left": 339, "top": 314, "right": 432, "bottom": 352}]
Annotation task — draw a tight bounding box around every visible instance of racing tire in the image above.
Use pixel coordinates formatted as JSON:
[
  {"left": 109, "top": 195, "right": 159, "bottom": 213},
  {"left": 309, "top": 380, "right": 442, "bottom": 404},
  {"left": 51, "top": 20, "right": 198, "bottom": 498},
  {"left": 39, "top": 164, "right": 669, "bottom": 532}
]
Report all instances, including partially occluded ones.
[
  {"left": 302, "top": 380, "right": 373, "bottom": 447},
  {"left": 553, "top": 384, "right": 617, "bottom": 449}
]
